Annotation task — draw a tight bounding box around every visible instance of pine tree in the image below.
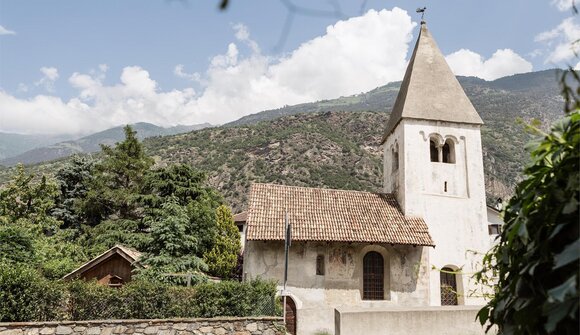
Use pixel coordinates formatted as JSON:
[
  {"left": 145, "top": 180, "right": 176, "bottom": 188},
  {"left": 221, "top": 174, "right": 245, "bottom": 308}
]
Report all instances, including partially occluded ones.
[
  {"left": 52, "top": 155, "right": 95, "bottom": 229},
  {"left": 138, "top": 199, "right": 207, "bottom": 285},
  {"left": 81, "top": 125, "right": 154, "bottom": 225},
  {"left": 203, "top": 205, "right": 241, "bottom": 278}
]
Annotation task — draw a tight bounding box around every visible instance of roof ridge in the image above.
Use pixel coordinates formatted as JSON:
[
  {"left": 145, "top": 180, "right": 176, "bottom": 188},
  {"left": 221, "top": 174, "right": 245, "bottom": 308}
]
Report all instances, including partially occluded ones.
[{"left": 252, "top": 182, "right": 393, "bottom": 196}]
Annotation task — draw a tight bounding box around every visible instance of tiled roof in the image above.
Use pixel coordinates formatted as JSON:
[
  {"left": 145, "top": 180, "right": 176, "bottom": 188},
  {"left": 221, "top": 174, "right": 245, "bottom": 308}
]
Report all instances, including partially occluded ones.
[
  {"left": 247, "top": 183, "right": 434, "bottom": 246},
  {"left": 233, "top": 211, "right": 248, "bottom": 223}
]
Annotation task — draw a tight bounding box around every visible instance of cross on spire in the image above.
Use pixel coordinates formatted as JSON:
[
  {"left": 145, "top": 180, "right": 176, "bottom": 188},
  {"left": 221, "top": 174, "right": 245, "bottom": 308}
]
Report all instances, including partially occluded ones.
[{"left": 416, "top": 7, "right": 427, "bottom": 23}]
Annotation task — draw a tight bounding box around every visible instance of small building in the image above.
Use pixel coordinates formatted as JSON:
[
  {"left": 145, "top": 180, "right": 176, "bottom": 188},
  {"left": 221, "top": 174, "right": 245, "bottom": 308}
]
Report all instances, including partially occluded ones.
[
  {"left": 487, "top": 205, "right": 503, "bottom": 236},
  {"left": 233, "top": 211, "right": 248, "bottom": 250},
  {"left": 62, "top": 245, "right": 142, "bottom": 287}
]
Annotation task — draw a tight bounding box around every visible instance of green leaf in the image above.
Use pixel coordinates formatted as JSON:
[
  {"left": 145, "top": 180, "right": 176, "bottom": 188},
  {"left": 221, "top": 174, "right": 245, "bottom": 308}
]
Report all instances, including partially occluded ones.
[
  {"left": 547, "top": 276, "right": 577, "bottom": 302},
  {"left": 554, "top": 239, "right": 580, "bottom": 269}
]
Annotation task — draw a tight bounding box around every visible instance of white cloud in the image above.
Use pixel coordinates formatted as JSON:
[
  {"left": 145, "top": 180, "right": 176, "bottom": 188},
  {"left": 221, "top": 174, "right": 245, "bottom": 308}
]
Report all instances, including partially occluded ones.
[
  {"left": 535, "top": 17, "right": 580, "bottom": 64},
  {"left": 34, "top": 67, "right": 60, "bottom": 92},
  {"left": 174, "top": 64, "right": 201, "bottom": 82},
  {"left": 446, "top": 49, "right": 533, "bottom": 81},
  {"left": 0, "top": 25, "right": 15, "bottom": 35},
  {"left": 0, "top": 8, "right": 417, "bottom": 135},
  {"left": 551, "top": 0, "right": 576, "bottom": 11}
]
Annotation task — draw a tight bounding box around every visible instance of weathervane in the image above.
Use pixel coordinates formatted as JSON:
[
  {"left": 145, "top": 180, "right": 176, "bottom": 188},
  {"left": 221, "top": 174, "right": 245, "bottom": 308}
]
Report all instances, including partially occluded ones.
[{"left": 416, "top": 7, "right": 427, "bottom": 22}]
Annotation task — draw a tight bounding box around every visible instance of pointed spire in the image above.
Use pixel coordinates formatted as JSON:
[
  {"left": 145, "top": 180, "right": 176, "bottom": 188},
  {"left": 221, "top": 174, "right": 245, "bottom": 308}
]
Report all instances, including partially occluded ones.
[{"left": 382, "top": 22, "right": 483, "bottom": 142}]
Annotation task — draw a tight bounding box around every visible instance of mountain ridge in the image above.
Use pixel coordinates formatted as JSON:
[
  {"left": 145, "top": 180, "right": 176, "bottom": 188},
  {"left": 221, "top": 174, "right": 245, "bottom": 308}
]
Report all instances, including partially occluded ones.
[{"left": 0, "top": 122, "right": 212, "bottom": 166}]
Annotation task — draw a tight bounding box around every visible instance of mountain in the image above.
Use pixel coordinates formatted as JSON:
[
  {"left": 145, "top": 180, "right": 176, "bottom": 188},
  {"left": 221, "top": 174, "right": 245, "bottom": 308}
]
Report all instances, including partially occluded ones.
[
  {"left": 227, "top": 69, "right": 563, "bottom": 127},
  {"left": 0, "top": 70, "right": 567, "bottom": 211},
  {"left": 0, "top": 122, "right": 211, "bottom": 166},
  {"left": 0, "top": 133, "right": 76, "bottom": 160}
]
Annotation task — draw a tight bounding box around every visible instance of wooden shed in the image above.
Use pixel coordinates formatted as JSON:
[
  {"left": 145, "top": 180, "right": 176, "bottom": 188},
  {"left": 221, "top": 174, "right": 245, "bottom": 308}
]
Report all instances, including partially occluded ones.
[{"left": 62, "top": 245, "right": 142, "bottom": 287}]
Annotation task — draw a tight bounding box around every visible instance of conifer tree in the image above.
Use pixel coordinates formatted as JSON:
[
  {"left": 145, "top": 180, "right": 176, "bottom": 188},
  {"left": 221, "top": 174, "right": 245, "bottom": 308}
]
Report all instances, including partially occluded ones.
[
  {"left": 52, "top": 155, "right": 95, "bottom": 229},
  {"left": 203, "top": 205, "right": 241, "bottom": 278},
  {"left": 81, "top": 125, "right": 154, "bottom": 225}
]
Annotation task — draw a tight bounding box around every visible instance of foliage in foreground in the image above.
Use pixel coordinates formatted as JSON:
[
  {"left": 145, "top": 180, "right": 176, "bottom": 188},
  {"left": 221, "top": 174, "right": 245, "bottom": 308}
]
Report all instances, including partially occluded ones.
[
  {"left": 0, "top": 125, "right": 240, "bottom": 282},
  {"left": 476, "top": 70, "right": 579, "bottom": 334},
  {"left": 0, "top": 263, "right": 278, "bottom": 322}
]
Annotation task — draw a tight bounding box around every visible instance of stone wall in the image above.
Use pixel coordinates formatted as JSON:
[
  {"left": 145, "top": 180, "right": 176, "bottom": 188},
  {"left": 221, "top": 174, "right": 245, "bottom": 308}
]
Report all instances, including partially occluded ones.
[{"left": 0, "top": 317, "right": 284, "bottom": 335}]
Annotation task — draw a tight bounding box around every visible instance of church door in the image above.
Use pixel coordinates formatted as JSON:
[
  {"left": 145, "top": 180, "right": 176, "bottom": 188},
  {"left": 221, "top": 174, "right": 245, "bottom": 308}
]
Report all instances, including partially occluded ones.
[
  {"left": 440, "top": 267, "right": 458, "bottom": 305},
  {"left": 284, "top": 296, "right": 297, "bottom": 335},
  {"left": 363, "top": 251, "right": 384, "bottom": 300}
]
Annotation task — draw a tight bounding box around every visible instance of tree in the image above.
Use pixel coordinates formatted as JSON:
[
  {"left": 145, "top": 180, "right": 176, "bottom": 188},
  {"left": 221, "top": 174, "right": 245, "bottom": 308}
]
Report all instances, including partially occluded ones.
[
  {"left": 139, "top": 164, "right": 223, "bottom": 254},
  {"left": 476, "top": 69, "right": 579, "bottom": 334},
  {"left": 81, "top": 125, "right": 154, "bottom": 225},
  {"left": 52, "top": 155, "right": 95, "bottom": 229},
  {"left": 0, "top": 164, "right": 60, "bottom": 232},
  {"left": 137, "top": 199, "right": 208, "bottom": 285},
  {"left": 203, "top": 205, "right": 241, "bottom": 278},
  {"left": 0, "top": 225, "right": 34, "bottom": 264},
  {"left": 140, "top": 163, "right": 220, "bottom": 209}
]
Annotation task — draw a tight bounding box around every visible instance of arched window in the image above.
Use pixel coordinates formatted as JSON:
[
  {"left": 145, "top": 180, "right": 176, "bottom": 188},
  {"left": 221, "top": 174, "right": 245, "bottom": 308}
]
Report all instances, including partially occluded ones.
[
  {"left": 363, "top": 251, "right": 384, "bottom": 300},
  {"left": 442, "top": 139, "right": 455, "bottom": 164},
  {"left": 440, "top": 267, "right": 458, "bottom": 305},
  {"left": 430, "top": 140, "right": 439, "bottom": 162}
]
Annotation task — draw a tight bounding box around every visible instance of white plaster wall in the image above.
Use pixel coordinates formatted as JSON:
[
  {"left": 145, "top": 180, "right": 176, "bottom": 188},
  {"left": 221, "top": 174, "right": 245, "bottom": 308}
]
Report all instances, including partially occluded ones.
[
  {"left": 335, "top": 305, "right": 495, "bottom": 335},
  {"left": 384, "top": 119, "right": 491, "bottom": 306},
  {"left": 243, "top": 241, "right": 430, "bottom": 335}
]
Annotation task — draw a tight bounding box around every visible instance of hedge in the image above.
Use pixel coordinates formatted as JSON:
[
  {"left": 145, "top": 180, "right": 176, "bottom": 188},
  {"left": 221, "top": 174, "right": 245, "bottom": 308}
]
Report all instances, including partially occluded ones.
[{"left": 0, "top": 264, "right": 279, "bottom": 322}]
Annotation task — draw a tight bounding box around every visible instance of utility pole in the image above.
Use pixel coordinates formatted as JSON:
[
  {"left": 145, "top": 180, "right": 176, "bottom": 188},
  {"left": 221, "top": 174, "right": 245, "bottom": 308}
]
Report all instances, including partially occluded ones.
[{"left": 283, "top": 210, "right": 291, "bottom": 324}]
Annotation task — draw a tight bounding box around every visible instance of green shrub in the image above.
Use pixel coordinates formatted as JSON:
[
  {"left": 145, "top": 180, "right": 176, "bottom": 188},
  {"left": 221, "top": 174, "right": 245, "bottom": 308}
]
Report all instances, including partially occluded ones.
[
  {"left": 68, "top": 280, "right": 124, "bottom": 320},
  {"left": 121, "top": 281, "right": 174, "bottom": 319},
  {"left": 192, "top": 279, "right": 278, "bottom": 317},
  {"left": 0, "top": 263, "right": 66, "bottom": 322},
  {"left": 1, "top": 273, "right": 277, "bottom": 321}
]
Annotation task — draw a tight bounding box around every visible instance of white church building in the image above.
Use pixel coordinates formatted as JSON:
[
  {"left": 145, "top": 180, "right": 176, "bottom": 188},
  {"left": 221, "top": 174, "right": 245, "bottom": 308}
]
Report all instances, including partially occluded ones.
[{"left": 242, "top": 21, "right": 496, "bottom": 335}]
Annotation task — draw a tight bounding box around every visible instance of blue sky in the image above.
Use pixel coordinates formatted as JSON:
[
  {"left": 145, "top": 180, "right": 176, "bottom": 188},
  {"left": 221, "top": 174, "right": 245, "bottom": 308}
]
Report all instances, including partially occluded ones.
[{"left": 0, "top": 0, "right": 578, "bottom": 135}]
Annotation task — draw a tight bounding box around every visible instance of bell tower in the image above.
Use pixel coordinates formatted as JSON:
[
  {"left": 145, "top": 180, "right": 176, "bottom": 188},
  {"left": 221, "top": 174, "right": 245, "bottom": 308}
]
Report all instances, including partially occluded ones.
[{"left": 382, "top": 21, "right": 490, "bottom": 306}]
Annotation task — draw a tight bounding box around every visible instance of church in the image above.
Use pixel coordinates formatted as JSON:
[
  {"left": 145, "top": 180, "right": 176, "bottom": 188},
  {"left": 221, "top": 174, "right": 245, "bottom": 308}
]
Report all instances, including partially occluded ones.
[{"left": 242, "top": 21, "right": 494, "bottom": 335}]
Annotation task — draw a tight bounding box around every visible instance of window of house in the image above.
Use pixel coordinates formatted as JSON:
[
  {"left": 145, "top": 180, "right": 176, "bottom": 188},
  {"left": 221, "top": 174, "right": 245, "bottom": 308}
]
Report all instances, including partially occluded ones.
[
  {"left": 440, "top": 267, "right": 458, "bottom": 305},
  {"left": 430, "top": 140, "right": 439, "bottom": 162},
  {"left": 488, "top": 224, "right": 501, "bottom": 235},
  {"left": 316, "top": 255, "right": 325, "bottom": 275},
  {"left": 363, "top": 251, "right": 384, "bottom": 300},
  {"left": 392, "top": 144, "right": 399, "bottom": 172},
  {"left": 442, "top": 139, "right": 455, "bottom": 164}
]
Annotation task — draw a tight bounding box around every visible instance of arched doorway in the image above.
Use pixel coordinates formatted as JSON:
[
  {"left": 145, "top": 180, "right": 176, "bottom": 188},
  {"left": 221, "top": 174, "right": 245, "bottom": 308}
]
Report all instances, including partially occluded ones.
[
  {"left": 284, "top": 296, "right": 297, "bottom": 335},
  {"left": 440, "top": 267, "right": 458, "bottom": 305},
  {"left": 363, "top": 251, "right": 384, "bottom": 300}
]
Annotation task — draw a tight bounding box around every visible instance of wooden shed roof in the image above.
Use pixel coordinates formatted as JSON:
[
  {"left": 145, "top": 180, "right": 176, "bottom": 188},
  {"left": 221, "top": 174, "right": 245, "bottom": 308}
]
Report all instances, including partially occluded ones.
[{"left": 62, "top": 245, "right": 142, "bottom": 280}]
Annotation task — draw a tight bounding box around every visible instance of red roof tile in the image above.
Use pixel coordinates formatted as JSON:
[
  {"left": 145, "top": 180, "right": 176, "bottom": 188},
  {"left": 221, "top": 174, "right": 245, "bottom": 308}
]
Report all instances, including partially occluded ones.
[{"left": 246, "top": 183, "right": 434, "bottom": 246}]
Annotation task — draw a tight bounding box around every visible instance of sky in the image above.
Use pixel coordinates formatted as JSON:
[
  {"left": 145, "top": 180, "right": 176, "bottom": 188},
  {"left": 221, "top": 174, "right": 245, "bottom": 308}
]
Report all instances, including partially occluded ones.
[{"left": 0, "top": 0, "right": 578, "bottom": 136}]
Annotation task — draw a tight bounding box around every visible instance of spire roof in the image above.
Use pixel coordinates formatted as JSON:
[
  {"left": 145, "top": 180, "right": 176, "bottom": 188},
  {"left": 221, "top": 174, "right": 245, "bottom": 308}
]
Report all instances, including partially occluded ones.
[{"left": 382, "top": 22, "right": 483, "bottom": 142}]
